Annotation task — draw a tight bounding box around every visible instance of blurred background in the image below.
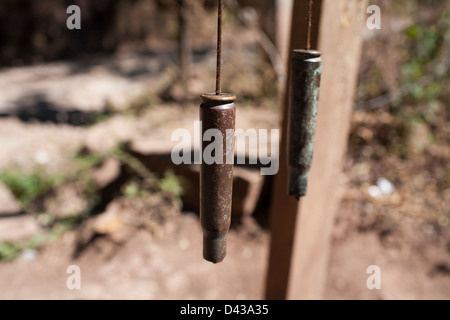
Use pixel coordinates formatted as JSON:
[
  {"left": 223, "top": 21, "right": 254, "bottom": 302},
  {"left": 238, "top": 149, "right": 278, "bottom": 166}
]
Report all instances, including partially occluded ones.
[{"left": 0, "top": 0, "right": 449, "bottom": 299}]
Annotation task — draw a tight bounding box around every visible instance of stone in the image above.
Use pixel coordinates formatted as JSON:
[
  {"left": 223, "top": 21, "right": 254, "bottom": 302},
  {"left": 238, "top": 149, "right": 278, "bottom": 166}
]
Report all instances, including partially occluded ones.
[
  {"left": 92, "top": 158, "right": 122, "bottom": 189},
  {"left": 0, "top": 182, "right": 22, "bottom": 216},
  {"left": 84, "top": 124, "right": 118, "bottom": 155},
  {"left": 0, "top": 215, "right": 41, "bottom": 242},
  {"left": 44, "top": 183, "right": 87, "bottom": 218},
  {"left": 18, "top": 248, "right": 38, "bottom": 261},
  {"left": 93, "top": 201, "right": 125, "bottom": 236},
  {"left": 84, "top": 117, "right": 136, "bottom": 155}
]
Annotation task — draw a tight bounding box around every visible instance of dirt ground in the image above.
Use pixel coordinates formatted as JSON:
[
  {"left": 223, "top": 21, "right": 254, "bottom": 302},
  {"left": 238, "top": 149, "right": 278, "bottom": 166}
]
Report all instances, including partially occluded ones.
[
  {"left": 0, "top": 213, "right": 268, "bottom": 300},
  {"left": 1, "top": 172, "right": 449, "bottom": 300},
  {"left": 0, "top": 104, "right": 449, "bottom": 300}
]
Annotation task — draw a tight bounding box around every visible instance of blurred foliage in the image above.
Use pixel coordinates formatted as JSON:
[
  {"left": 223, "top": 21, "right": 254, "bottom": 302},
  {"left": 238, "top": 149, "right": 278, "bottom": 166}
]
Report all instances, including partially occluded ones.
[
  {"left": 122, "top": 170, "right": 183, "bottom": 203},
  {"left": 0, "top": 241, "right": 21, "bottom": 261},
  {"left": 358, "top": 0, "right": 449, "bottom": 100},
  {"left": 159, "top": 170, "right": 184, "bottom": 198},
  {"left": 0, "top": 213, "right": 83, "bottom": 261},
  {"left": 70, "top": 150, "right": 104, "bottom": 207},
  {"left": 71, "top": 151, "right": 103, "bottom": 171},
  {"left": 0, "top": 150, "right": 102, "bottom": 211},
  {"left": 0, "top": 169, "right": 61, "bottom": 206},
  {"left": 355, "top": 0, "right": 450, "bottom": 157},
  {"left": 401, "top": 23, "right": 446, "bottom": 102}
]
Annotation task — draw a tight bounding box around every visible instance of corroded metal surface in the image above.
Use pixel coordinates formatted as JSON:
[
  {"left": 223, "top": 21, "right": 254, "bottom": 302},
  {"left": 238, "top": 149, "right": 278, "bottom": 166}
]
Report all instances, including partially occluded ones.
[
  {"left": 200, "top": 93, "right": 236, "bottom": 263},
  {"left": 287, "top": 50, "right": 322, "bottom": 198}
]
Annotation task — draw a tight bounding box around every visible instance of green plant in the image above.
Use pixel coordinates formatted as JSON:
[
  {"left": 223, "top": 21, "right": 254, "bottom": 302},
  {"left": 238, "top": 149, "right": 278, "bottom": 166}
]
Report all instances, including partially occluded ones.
[
  {"left": 0, "top": 241, "right": 21, "bottom": 261},
  {"left": 0, "top": 233, "right": 45, "bottom": 262},
  {"left": 123, "top": 181, "right": 143, "bottom": 198},
  {"left": 159, "top": 170, "right": 184, "bottom": 198},
  {"left": 49, "top": 214, "right": 84, "bottom": 238},
  {"left": 401, "top": 23, "right": 446, "bottom": 104},
  {"left": 70, "top": 150, "right": 105, "bottom": 205},
  {"left": 0, "top": 169, "right": 60, "bottom": 206},
  {"left": 0, "top": 212, "right": 85, "bottom": 262},
  {"left": 71, "top": 151, "right": 103, "bottom": 175}
]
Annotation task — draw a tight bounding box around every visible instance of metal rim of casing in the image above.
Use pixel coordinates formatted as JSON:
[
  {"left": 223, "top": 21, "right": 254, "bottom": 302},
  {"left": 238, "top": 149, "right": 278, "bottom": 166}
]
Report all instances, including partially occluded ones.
[
  {"left": 200, "top": 93, "right": 237, "bottom": 103},
  {"left": 292, "top": 49, "right": 322, "bottom": 60}
]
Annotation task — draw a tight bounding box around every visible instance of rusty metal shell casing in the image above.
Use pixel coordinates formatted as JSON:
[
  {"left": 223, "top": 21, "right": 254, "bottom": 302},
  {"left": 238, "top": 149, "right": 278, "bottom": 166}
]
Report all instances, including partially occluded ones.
[
  {"left": 287, "top": 50, "right": 322, "bottom": 198},
  {"left": 200, "top": 93, "right": 236, "bottom": 263}
]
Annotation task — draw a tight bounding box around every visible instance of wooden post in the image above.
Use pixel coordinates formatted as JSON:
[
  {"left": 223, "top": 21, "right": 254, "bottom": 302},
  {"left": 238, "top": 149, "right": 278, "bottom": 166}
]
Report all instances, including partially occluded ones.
[
  {"left": 265, "top": 0, "right": 322, "bottom": 300},
  {"left": 275, "top": 0, "right": 293, "bottom": 98},
  {"left": 265, "top": 0, "right": 367, "bottom": 300},
  {"left": 275, "top": 0, "right": 293, "bottom": 66}
]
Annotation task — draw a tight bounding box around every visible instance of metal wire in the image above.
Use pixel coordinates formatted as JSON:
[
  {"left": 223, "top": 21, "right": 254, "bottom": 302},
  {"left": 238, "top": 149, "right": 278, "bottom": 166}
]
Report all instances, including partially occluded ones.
[
  {"left": 216, "top": 0, "right": 223, "bottom": 95},
  {"left": 306, "top": 0, "right": 313, "bottom": 51}
]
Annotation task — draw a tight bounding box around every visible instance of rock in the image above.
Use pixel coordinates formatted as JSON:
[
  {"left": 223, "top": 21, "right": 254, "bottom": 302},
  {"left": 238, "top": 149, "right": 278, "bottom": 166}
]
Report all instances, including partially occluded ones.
[
  {"left": 377, "top": 178, "right": 395, "bottom": 195},
  {"left": 0, "top": 215, "right": 41, "bottom": 242},
  {"left": 93, "top": 201, "right": 125, "bottom": 236},
  {"left": 0, "top": 54, "right": 160, "bottom": 113},
  {"left": 44, "top": 183, "right": 88, "bottom": 218},
  {"left": 368, "top": 185, "right": 382, "bottom": 198},
  {"left": 34, "top": 150, "right": 50, "bottom": 165},
  {"left": 73, "top": 200, "right": 127, "bottom": 258},
  {"left": 84, "top": 124, "right": 118, "bottom": 155},
  {"left": 0, "top": 182, "right": 22, "bottom": 216},
  {"left": 84, "top": 117, "right": 136, "bottom": 155},
  {"left": 92, "top": 158, "right": 122, "bottom": 189},
  {"left": 18, "top": 248, "right": 38, "bottom": 261},
  {"left": 73, "top": 197, "right": 145, "bottom": 257}
]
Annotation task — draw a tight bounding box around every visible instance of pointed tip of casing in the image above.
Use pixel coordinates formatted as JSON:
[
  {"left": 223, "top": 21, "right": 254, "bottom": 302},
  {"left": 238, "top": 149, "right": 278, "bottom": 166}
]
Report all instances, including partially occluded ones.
[
  {"left": 203, "top": 230, "right": 227, "bottom": 264},
  {"left": 288, "top": 172, "right": 309, "bottom": 199}
]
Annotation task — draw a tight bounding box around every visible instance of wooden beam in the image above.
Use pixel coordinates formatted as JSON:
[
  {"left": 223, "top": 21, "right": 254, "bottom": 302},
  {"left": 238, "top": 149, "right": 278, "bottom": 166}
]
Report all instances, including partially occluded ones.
[
  {"left": 287, "top": 0, "right": 367, "bottom": 300},
  {"left": 275, "top": 0, "right": 293, "bottom": 73},
  {"left": 265, "top": 0, "right": 367, "bottom": 300},
  {"left": 265, "top": 0, "right": 322, "bottom": 300}
]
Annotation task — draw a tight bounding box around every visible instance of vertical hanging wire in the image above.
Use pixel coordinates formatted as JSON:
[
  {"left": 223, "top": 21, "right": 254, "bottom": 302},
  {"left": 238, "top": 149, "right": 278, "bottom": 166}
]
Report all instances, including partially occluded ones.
[
  {"left": 306, "top": 0, "right": 313, "bottom": 51},
  {"left": 216, "top": 0, "right": 223, "bottom": 95}
]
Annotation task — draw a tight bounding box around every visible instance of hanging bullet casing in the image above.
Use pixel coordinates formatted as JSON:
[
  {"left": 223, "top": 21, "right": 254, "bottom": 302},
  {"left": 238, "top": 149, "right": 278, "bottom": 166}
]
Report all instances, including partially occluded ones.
[
  {"left": 287, "top": 50, "right": 322, "bottom": 198},
  {"left": 200, "top": 93, "right": 236, "bottom": 263}
]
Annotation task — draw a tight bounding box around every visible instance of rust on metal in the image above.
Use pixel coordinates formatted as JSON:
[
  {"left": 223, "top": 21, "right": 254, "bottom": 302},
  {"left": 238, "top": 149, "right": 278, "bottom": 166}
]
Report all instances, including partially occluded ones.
[
  {"left": 200, "top": 93, "right": 236, "bottom": 263},
  {"left": 199, "top": 0, "right": 235, "bottom": 263},
  {"left": 287, "top": 49, "right": 322, "bottom": 198}
]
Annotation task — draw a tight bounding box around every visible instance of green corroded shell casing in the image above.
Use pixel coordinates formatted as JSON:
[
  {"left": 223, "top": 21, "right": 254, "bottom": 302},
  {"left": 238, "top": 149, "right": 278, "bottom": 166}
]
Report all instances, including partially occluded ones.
[
  {"left": 287, "top": 50, "right": 322, "bottom": 198},
  {"left": 200, "top": 93, "right": 236, "bottom": 264}
]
